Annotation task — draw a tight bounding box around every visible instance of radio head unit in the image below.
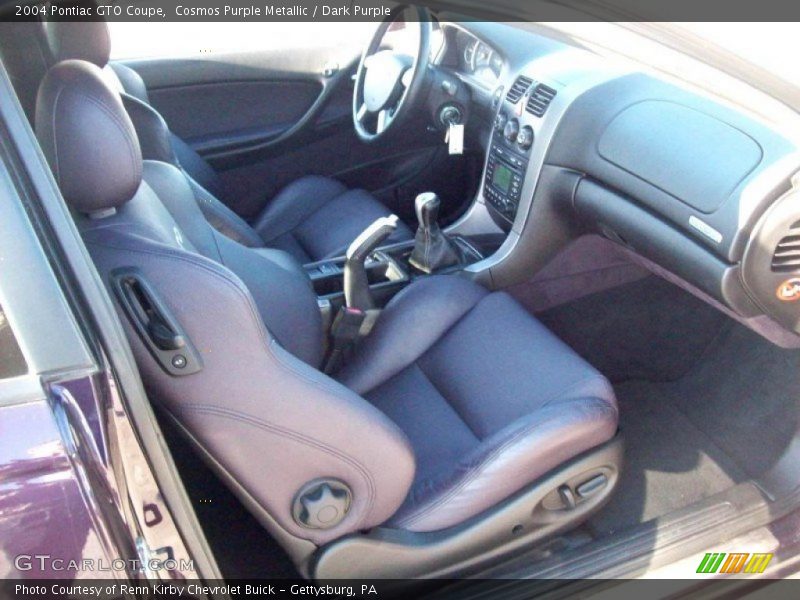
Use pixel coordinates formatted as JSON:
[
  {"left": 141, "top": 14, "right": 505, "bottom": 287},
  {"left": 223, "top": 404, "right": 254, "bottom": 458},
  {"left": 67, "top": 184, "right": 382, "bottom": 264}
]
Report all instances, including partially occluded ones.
[{"left": 484, "top": 141, "right": 527, "bottom": 224}]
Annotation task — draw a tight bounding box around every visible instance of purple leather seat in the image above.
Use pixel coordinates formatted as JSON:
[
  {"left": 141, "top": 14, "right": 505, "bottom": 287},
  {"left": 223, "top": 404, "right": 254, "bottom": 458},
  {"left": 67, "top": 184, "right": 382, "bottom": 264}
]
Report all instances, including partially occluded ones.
[
  {"left": 43, "top": 21, "right": 413, "bottom": 264},
  {"left": 35, "top": 60, "right": 619, "bottom": 572}
]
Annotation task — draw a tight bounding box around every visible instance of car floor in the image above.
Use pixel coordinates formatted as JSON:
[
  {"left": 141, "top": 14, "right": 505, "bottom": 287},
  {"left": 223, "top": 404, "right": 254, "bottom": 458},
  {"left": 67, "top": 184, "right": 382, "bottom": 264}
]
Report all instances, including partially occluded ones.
[{"left": 536, "top": 275, "right": 800, "bottom": 537}]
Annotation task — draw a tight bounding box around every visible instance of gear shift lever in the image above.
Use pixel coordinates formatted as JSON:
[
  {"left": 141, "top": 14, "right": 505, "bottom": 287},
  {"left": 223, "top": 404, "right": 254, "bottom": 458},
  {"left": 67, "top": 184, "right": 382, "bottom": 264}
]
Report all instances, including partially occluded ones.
[{"left": 408, "top": 192, "right": 460, "bottom": 273}]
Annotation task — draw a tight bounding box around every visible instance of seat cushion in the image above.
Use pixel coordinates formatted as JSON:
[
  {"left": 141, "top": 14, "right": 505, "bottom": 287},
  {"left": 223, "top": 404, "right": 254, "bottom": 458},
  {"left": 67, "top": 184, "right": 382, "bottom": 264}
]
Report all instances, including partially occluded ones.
[
  {"left": 253, "top": 175, "right": 414, "bottom": 264},
  {"left": 337, "top": 276, "right": 618, "bottom": 532}
]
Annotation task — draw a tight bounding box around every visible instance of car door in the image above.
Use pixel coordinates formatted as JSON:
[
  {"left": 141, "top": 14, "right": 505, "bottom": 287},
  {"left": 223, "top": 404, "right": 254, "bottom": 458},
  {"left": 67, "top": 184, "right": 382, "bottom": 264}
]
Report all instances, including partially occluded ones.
[{"left": 108, "top": 22, "right": 477, "bottom": 225}]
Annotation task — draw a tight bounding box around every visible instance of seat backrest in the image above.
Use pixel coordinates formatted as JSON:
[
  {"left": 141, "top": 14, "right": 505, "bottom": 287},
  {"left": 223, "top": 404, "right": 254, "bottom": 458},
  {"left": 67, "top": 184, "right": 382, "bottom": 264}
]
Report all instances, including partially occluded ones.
[
  {"left": 43, "top": 20, "right": 261, "bottom": 247},
  {"left": 34, "top": 60, "right": 416, "bottom": 552}
]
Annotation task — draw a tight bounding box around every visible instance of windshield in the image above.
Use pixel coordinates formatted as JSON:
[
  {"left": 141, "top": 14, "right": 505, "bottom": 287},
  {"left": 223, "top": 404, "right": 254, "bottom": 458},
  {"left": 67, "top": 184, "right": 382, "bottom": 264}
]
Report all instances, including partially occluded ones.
[{"left": 676, "top": 23, "right": 800, "bottom": 89}]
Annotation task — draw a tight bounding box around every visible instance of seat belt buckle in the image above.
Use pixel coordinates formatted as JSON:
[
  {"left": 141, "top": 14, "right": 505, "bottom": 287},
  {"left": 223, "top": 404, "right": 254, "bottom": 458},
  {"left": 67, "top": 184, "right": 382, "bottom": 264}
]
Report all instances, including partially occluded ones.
[
  {"left": 324, "top": 306, "right": 381, "bottom": 375},
  {"left": 331, "top": 306, "right": 367, "bottom": 342}
]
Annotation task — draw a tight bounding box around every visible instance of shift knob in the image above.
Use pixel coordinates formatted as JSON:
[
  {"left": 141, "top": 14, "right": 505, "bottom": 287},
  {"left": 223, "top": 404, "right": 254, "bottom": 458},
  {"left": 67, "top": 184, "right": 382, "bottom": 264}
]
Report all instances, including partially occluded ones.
[
  {"left": 409, "top": 192, "right": 460, "bottom": 273},
  {"left": 415, "top": 192, "right": 441, "bottom": 232}
]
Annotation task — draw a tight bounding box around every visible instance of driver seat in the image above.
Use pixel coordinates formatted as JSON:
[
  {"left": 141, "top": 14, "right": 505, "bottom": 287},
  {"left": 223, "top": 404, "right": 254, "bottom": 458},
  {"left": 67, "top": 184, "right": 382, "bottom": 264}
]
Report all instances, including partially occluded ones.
[{"left": 43, "top": 21, "right": 413, "bottom": 263}]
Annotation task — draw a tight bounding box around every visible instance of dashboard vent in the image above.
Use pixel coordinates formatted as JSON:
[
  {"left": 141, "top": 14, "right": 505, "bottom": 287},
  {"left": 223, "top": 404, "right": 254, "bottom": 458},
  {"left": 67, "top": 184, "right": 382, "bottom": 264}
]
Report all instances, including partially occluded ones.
[
  {"left": 506, "top": 76, "right": 533, "bottom": 104},
  {"left": 525, "top": 83, "right": 557, "bottom": 117},
  {"left": 772, "top": 221, "right": 800, "bottom": 272}
]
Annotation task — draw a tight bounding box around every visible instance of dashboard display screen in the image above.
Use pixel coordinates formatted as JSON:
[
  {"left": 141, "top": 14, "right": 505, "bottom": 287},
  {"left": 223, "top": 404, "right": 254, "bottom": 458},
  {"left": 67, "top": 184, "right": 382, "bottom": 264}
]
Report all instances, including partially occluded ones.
[{"left": 492, "top": 164, "right": 513, "bottom": 194}]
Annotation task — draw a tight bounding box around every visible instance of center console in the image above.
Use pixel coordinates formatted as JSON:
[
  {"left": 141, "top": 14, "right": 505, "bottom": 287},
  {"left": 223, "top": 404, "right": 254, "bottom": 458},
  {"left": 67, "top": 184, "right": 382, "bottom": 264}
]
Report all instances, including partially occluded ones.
[
  {"left": 306, "top": 237, "right": 485, "bottom": 311},
  {"left": 482, "top": 76, "right": 557, "bottom": 229},
  {"left": 305, "top": 249, "right": 410, "bottom": 309}
]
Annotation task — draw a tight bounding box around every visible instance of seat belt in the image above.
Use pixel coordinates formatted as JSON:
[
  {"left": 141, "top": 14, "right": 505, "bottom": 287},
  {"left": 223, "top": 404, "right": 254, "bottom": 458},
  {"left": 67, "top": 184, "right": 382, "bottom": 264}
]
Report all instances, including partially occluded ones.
[{"left": 323, "top": 306, "right": 381, "bottom": 374}]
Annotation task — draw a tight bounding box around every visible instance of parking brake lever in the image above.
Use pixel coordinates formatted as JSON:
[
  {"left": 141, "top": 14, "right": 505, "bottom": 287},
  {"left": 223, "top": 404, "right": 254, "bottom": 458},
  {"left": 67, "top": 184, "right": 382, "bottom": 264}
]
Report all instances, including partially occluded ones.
[
  {"left": 324, "top": 216, "right": 398, "bottom": 375},
  {"left": 343, "top": 215, "right": 398, "bottom": 311}
]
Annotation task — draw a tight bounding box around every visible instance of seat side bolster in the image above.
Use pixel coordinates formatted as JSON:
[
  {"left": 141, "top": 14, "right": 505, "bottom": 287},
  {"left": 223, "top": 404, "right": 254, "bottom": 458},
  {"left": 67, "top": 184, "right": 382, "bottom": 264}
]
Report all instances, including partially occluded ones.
[
  {"left": 85, "top": 233, "right": 416, "bottom": 546},
  {"left": 120, "top": 93, "right": 264, "bottom": 250},
  {"left": 122, "top": 94, "right": 179, "bottom": 166},
  {"left": 337, "top": 276, "right": 490, "bottom": 395},
  {"left": 108, "top": 62, "right": 150, "bottom": 104},
  {"left": 391, "top": 395, "right": 618, "bottom": 532},
  {"left": 187, "top": 175, "right": 265, "bottom": 248}
]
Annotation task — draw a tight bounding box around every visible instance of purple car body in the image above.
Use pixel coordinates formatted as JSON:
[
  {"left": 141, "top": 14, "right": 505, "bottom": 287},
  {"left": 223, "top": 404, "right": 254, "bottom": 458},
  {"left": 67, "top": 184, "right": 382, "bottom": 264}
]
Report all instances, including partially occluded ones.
[{"left": 0, "top": 372, "right": 196, "bottom": 582}]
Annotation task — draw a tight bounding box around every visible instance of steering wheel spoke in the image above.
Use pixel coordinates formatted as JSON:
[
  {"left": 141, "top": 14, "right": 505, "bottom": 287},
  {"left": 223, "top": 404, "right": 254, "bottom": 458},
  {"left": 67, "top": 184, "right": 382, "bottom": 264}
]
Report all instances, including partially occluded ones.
[
  {"left": 376, "top": 109, "right": 394, "bottom": 135},
  {"left": 352, "top": 6, "right": 431, "bottom": 143},
  {"left": 400, "top": 68, "right": 413, "bottom": 89},
  {"left": 356, "top": 102, "right": 369, "bottom": 123}
]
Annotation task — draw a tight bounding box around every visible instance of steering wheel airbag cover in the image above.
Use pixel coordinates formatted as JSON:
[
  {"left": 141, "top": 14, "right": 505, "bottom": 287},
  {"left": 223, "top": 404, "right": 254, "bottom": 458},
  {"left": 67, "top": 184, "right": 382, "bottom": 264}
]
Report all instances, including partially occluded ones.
[{"left": 364, "top": 52, "right": 408, "bottom": 112}]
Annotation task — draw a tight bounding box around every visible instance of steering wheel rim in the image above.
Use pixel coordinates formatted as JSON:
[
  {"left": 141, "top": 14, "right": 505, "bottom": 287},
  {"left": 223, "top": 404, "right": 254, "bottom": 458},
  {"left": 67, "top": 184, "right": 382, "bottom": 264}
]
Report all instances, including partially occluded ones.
[{"left": 353, "top": 5, "right": 432, "bottom": 143}]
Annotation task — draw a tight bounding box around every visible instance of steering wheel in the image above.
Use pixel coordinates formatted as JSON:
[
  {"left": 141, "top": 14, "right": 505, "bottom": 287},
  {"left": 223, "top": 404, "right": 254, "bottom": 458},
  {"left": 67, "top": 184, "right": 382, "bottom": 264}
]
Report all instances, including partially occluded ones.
[{"left": 353, "top": 5, "right": 432, "bottom": 143}]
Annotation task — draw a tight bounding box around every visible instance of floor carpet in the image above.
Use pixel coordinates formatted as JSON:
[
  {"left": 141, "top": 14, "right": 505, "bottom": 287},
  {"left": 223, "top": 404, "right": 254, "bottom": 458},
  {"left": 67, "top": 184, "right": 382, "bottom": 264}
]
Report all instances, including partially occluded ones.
[{"left": 538, "top": 276, "right": 800, "bottom": 535}]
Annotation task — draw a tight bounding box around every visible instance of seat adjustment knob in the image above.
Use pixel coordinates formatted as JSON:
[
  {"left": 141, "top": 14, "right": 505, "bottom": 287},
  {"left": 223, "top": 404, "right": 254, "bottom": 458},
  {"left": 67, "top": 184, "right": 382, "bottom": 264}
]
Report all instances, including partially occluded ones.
[
  {"left": 576, "top": 473, "right": 608, "bottom": 498},
  {"left": 292, "top": 480, "right": 352, "bottom": 529}
]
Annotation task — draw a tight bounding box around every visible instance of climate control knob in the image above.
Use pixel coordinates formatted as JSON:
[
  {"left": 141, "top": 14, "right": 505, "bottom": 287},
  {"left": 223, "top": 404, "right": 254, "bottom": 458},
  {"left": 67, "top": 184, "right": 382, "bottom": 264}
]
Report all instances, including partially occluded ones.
[
  {"left": 503, "top": 118, "right": 520, "bottom": 143},
  {"left": 494, "top": 111, "right": 508, "bottom": 132},
  {"left": 517, "top": 125, "right": 534, "bottom": 150}
]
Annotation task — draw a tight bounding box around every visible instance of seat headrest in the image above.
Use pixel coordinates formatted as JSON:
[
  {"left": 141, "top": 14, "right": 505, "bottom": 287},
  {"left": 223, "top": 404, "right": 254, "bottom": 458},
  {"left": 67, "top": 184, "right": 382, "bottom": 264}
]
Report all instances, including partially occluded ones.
[
  {"left": 44, "top": 20, "right": 111, "bottom": 67},
  {"left": 35, "top": 60, "right": 142, "bottom": 214}
]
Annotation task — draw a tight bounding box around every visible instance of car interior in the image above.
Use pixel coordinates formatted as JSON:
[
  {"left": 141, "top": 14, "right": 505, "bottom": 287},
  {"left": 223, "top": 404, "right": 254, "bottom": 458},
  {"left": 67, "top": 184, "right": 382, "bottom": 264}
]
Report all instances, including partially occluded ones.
[{"left": 3, "top": 6, "right": 800, "bottom": 581}]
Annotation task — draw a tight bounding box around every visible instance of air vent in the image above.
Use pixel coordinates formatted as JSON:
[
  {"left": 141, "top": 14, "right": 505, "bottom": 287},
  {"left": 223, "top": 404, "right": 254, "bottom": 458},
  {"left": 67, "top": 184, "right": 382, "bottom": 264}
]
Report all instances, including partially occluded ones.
[
  {"left": 506, "top": 76, "right": 533, "bottom": 104},
  {"left": 525, "top": 83, "right": 557, "bottom": 117},
  {"left": 771, "top": 222, "right": 800, "bottom": 272}
]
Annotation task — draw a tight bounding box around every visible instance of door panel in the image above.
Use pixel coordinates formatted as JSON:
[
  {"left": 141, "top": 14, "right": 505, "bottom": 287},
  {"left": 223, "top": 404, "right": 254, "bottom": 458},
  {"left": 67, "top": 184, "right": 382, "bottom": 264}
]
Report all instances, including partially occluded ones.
[
  {"left": 122, "top": 46, "right": 348, "bottom": 161},
  {"left": 147, "top": 79, "right": 322, "bottom": 153}
]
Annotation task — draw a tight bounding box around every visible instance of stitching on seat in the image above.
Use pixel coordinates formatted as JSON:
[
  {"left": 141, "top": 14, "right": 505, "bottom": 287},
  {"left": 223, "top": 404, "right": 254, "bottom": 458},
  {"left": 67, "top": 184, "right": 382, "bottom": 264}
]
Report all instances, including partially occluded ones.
[
  {"left": 180, "top": 403, "right": 377, "bottom": 528},
  {"left": 537, "top": 374, "right": 618, "bottom": 416},
  {"left": 84, "top": 237, "right": 380, "bottom": 524},
  {"left": 359, "top": 292, "right": 484, "bottom": 396},
  {"left": 189, "top": 185, "right": 262, "bottom": 248},
  {"left": 288, "top": 231, "right": 313, "bottom": 263},
  {"left": 396, "top": 398, "right": 618, "bottom": 528},
  {"left": 291, "top": 189, "right": 355, "bottom": 256}
]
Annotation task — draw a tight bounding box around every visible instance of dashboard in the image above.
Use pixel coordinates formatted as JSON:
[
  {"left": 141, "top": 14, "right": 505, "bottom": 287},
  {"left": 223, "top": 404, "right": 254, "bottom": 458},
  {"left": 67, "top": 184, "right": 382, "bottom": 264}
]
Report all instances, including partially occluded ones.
[
  {"left": 460, "top": 34, "right": 503, "bottom": 83},
  {"left": 441, "top": 19, "right": 800, "bottom": 348}
]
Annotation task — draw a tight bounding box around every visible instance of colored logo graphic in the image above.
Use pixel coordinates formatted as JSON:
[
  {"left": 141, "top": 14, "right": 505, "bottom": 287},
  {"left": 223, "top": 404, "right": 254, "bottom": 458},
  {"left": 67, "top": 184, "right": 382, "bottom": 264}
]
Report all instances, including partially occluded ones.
[
  {"left": 776, "top": 278, "right": 800, "bottom": 302},
  {"left": 696, "top": 552, "right": 773, "bottom": 574}
]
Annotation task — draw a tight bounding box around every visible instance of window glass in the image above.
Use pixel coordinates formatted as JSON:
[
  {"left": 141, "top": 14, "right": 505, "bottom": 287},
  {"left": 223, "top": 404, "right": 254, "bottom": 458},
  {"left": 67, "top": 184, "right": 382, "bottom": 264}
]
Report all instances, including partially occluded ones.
[
  {"left": 0, "top": 304, "right": 27, "bottom": 379},
  {"left": 107, "top": 22, "right": 376, "bottom": 60}
]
